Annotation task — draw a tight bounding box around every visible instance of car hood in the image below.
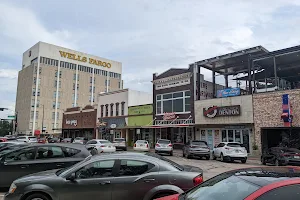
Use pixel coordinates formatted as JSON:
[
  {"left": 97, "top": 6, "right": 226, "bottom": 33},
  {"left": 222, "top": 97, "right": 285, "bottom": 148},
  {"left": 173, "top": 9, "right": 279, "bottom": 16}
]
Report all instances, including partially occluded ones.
[
  {"left": 182, "top": 165, "right": 203, "bottom": 173},
  {"left": 15, "top": 169, "right": 60, "bottom": 183}
]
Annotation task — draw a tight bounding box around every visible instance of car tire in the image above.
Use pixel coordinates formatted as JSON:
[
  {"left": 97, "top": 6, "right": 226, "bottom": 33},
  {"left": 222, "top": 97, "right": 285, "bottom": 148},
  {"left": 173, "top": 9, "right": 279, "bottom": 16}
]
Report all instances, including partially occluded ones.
[
  {"left": 261, "top": 157, "right": 266, "bottom": 165},
  {"left": 220, "top": 153, "right": 224, "bottom": 162},
  {"left": 186, "top": 153, "right": 191, "bottom": 159},
  {"left": 182, "top": 150, "right": 186, "bottom": 157},
  {"left": 90, "top": 148, "right": 98, "bottom": 156},
  {"left": 25, "top": 193, "right": 50, "bottom": 200},
  {"left": 212, "top": 152, "right": 216, "bottom": 160},
  {"left": 241, "top": 159, "right": 247, "bottom": 164},
  {"left": 205, "top": 156, "right": 210, "bottom": 160},
  {"left": 170, "top": 151, "right": 173, "bottom": 156}
]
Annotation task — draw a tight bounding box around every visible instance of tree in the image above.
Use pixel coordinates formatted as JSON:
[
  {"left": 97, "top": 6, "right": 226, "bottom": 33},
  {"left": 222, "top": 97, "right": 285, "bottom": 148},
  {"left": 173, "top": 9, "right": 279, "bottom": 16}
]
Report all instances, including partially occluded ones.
[{"left": 0, "top": 120, "right": 12, "bottom": 136}]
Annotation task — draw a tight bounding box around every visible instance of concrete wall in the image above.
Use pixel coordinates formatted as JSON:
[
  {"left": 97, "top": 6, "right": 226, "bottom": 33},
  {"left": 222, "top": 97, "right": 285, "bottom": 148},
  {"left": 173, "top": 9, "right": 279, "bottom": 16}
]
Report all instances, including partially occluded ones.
[
  {"left": 195, "top": 95, "right": 254, "bottom": 125},
  {"left": 128, "top": 90, "right": 152, "bottom": 107},
  {"left": 253, "top": 89, "right": 300, "bottom": 151}
]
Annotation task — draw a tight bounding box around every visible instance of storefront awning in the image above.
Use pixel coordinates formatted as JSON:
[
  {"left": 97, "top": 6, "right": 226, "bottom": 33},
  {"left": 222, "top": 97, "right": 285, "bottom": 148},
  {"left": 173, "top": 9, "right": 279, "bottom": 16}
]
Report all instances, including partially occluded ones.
[
  {"left": 102, "top": 118, "right": 126, "bottom": 129},
  {"left": 142, "top": 116, "right": 194, "bottom": 128}
]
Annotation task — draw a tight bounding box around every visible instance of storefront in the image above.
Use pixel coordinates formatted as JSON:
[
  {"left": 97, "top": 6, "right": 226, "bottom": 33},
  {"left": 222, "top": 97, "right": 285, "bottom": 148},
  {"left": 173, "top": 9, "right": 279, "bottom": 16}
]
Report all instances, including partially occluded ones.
[
  {"left": 127, "top": 104, "right": 154, "bottom": 147},
  {"left": 253, "top": 89, "right": 300, "bottom": 152},
  {"left": 62, "top": 106, "right": 97, "bottom": 140},
  {"left": 99, "top": 117, "right": 126, "bottom": 142},
  {"left": 195, "top": 95, "right": 254, "bottom": 153}
]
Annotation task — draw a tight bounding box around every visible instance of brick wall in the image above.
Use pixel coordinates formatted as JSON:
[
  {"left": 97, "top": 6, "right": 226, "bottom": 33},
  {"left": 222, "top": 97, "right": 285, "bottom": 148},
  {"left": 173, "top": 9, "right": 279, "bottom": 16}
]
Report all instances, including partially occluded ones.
[{"left": 253, "top": 89, "right": 300, "bottom": 151}]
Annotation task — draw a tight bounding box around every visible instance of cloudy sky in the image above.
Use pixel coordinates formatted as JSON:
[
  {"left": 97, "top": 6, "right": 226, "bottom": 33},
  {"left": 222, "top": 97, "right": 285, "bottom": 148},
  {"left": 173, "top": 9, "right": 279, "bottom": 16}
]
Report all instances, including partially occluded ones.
[{"left": 1, "top": 0, "right": 300, "bottom": 118}]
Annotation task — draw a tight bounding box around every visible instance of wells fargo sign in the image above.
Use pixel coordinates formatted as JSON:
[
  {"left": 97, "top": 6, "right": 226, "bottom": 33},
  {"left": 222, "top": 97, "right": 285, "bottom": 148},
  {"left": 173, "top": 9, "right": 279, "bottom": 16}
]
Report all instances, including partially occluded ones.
[{"left": 59, "top": 51, "right": 111, "bottom": 68}]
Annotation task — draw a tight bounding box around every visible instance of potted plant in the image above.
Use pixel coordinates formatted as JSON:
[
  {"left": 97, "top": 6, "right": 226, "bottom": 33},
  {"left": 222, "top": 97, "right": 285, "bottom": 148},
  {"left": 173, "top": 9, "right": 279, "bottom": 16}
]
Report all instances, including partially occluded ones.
[{"left": 252, "top": 143, "right": 260, "bottom": 156}]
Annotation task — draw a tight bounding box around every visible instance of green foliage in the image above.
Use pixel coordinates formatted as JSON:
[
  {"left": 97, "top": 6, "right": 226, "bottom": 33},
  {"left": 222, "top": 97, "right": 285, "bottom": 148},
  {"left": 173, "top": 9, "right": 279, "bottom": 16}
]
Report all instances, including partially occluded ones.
[
  {"left": 252, "top": 143, "right": 258, "bottom": 150},
  {"left": 0, "top": 120, "right": 12, "bottom": 136}
]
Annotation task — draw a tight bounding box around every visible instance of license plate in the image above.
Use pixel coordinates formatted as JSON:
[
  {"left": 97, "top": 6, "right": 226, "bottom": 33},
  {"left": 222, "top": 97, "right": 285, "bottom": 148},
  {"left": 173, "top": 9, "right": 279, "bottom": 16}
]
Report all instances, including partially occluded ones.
[{"left": 294, "top": 156, "right": 300, "bottom": 159}]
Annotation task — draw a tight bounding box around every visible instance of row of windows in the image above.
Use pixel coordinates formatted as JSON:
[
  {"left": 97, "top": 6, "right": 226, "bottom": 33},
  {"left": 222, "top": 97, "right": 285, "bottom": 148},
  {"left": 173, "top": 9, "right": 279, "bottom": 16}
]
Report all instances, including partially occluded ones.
[
  {"left": 40, "top": 57, "right": 59, "bottom": 66},
  {"left": 52, "top": 112, "right": 60, "bottom": 120},
  {"left": 61, "top": 61, "right": 76, "bottom": 70},
  {"left": 156, "top": 91, "right": 191, "bottom": 114},
  {"left": 32, "top": 88, "right": 40, "bottom": 96},
  {"left": 100, "top": 102, "right": 125, "bottom": 117}
]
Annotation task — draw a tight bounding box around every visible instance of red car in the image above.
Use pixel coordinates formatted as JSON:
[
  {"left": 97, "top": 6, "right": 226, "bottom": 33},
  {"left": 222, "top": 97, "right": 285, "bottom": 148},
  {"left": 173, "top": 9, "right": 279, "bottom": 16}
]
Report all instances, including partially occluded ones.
[
  {"left": 37, "top": 138, "right": 47, "bottom": 143},
  {"left": 0, "top": 137, "right": 8, "bottom": 142},
  {"left": 157, "top": 166, "right": 300, "bottom": 200}
]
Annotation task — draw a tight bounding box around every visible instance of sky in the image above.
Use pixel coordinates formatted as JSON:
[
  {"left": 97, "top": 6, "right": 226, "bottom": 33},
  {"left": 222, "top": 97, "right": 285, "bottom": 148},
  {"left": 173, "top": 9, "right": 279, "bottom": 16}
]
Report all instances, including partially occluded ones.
[{"left": 1, "top": 0, "right": 300, "bottom": 118}]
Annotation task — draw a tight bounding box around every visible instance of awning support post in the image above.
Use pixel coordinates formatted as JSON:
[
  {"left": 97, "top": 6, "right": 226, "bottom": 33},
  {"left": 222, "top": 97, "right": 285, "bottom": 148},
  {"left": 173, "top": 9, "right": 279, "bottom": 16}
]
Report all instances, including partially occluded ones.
[{"left": 273, "top": 56, "right": 278, "bottom": 90}]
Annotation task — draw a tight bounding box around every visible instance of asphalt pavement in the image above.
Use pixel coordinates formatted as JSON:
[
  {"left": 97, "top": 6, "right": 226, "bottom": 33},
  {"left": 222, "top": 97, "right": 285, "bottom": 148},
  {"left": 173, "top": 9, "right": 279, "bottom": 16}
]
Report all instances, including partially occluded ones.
[{"left": 0, "top": 152, "right": 261, "bottom": 200}]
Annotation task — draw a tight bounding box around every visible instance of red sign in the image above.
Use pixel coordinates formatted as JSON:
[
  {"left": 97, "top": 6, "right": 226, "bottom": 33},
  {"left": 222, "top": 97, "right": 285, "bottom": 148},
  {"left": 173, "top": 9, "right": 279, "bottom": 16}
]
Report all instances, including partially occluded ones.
[
  {"left": 34, "top": 130, "right": 41, "bottom": 135},
  {"left": 163, "top": 112, "right": 176, "bottom": 120}
]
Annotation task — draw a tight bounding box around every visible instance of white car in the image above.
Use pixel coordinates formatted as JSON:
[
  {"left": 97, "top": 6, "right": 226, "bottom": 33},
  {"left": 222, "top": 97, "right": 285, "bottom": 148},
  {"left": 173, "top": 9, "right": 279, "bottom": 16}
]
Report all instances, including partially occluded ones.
[
  {"left": 85, "top": 139, "right": 116, "bottom": 154},
  {"left": 17, "top": 136, "right": 37, "bottom": 143},
  {"left": 133, "top": 140, "right": 150, "bottom": 152},
  {"left": 212, "top": 142, "right": 247, "bottom": 163},
  {"left": 72, "top": 137, "right": 88, "bottom": 144},
  {"left": 155, "top": 139, "right": 173, "bottom": 156}
]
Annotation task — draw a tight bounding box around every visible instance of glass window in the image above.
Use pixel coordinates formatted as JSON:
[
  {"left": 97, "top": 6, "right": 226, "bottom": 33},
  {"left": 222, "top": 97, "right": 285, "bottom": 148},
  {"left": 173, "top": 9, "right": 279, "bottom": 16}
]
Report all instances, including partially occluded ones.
[
  {"left": 163, "top": 94, "right": 172, "bottom": 99},
  {"left": 118, "top": 160, "right": 154, "bottom": 176},
  {"left": 62, "top": 147, "right": 81, "bottom": 157},
  {"left": 173, "top": 92, "right": 183, "bottom": 98},
  {"left": 89, "top": 86, "right": 92, "bottom": 92},
  {"left": 90, "top": 77, "right": 93, "bottom": 83},
  {"left": 156, "top": 101, "right": 162, "bottom": 114},
  {"left": 76, "top": 160, "right": 115, "bottom": 179},
  {"left": 185, "top": 91, "right": 191, "bottom": 97},
  {"left": 5, "top": 147, "right": 36, "bottom": 162},
  {"left": 73, "top": 74, "right": 76, "bottom": 80},
  {"left": 121, "top": 103, "right": 125, "bottom": 115},
  {"left": 57, "top": 102, "right": 61, "bottom": 109},
  {"left": 235, "top": 130, "right": 241, "bottom": 143},
  {"left": 185, "top": 97, "right": 191, "bottom": 112},
  {"left": 222, "top": 130, "right": 227, "bottom": 142},
  {"left": 185, "top": 175, "right": 259, "bottom": 200},
  {"left": 163, "top": 100, "right": 172, "bottom": 113},
  {"left": 156, "top": 95, "right": 161, "bottom": 100},
  {"left": 36, "top": 146, "right": 64, "bottom": 159},
  {"left": 36, "top": 100, "right": 40, "bottom": 107},
  {"left": 110, "top": 104, "right": 114, "bottom": 116},
  {"left": 52, "top": 112, "right": 55, "bottom": 120},
  {"left": 73, "top": 83, "right": 75, "bottom": 90},
  {"left": 173, "top": 99, "right": 183, "bottom": 112},
  {"left": 105, "top": 105, "right": 109, "bottom": 117},
  {"left": 256, "top": 184, "right": 300, "bottom": 200},
  {"left": 228, "top": 130, "right": 234, "bottom": 142},
  {"left": 53, "top": 101, "right": 56, "bottom": 109}
]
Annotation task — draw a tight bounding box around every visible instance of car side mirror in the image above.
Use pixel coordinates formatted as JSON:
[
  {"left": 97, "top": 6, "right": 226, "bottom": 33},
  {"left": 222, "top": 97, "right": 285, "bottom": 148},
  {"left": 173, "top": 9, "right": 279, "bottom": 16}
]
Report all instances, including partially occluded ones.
[{"left": 66, "top": 173, "right": 76, "bottom": 182}]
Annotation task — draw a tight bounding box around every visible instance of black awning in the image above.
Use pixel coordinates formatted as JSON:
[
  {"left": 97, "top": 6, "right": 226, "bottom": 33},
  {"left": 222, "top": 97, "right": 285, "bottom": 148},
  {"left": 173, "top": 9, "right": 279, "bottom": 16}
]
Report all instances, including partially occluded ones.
[{"left": 101, "top": 118, "right": 126, "bottom": 129}]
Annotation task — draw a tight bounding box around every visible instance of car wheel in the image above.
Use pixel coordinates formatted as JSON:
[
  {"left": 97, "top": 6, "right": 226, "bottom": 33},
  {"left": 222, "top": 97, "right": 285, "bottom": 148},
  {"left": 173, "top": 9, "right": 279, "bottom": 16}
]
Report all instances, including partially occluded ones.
[
  {"left": 241, "top": 159, "right": 247, "bottom": 164},
  {"left": 25, "top": 193, "right": 50, "bottom": 200},
  {"left": 170, "top": 151, "right": 173, "bottom": 156},
  {"left": 90, "top": 148, "right": 98, "bottom": 156},
  {"left": 212, "top": 152, "right": 216, "bottom": 160},
  {"left": 275, "top": 159, "right": 280, "bottom": 166},
  {"left": 220, "top": 153, "right": 224, "bottom": 162},
  {"left": 182, "top": 150, "right": 185, "bottom": 157},
  {"left": 205, "top": 156, "right": 210, "bottom": 160},
  {"left": 261, "top": 157, "right": 266, "bottom": 165},
  {"left": 186, "top": 153, "right": 191, "bottom": 159}
]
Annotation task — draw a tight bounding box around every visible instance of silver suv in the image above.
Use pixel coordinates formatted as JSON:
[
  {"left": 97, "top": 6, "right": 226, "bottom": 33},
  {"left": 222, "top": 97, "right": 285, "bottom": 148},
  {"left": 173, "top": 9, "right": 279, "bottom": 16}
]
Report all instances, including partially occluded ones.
[
  {"left": 113, "top": 138, "right": 127, "bottom": 151},
  {"left": 155, "top": 139, "right": 173, "bottom": 156}
]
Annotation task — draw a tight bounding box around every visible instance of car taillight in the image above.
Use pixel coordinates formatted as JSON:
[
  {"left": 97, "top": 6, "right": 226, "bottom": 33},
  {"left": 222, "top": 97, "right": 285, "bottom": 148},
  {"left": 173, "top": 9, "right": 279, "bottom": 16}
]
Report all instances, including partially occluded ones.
[
  {"left": 134, "top": 144, "right": 136, "bottom": 147},
  {"left": 193, "top": 176, "right": 203, "bottom": 186},
  {"left": 146, "top": 144, "right": 149, "bottom": 148},
  {"left": 156, "top": 144, "right": 160, "bottom": 147},
  {"left": 101, "top": 145, "right": 105, "bottom": 147},
  {"left": 168, "top": 144, "right": 172, "bottom": 147}
]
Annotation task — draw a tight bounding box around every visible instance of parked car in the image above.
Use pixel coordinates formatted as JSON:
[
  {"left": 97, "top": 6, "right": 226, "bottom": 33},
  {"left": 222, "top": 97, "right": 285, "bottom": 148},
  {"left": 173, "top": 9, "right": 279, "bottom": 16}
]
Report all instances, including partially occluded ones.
[
  {"left": 86, "top": 139, "right": 116, "bottom": 154},
  {"left": 17, "top": 136, "right": 38, "bottom": 143},
  {"left": 48, "top": 137, "right": 60, "bottom": 143},
  {"left": 0, "top": 143, "right": 29, "bottom": 157},
  {"left": 113, "top": 138, "right": 127, "bottom": 151},
  {"left": 183, "top": 140, "right": 210, "bottom": 160},
  {"left": 0, "top": 141, "right": 28, "bottom": 151},
  {"left": 212, "top": 142, "right": 247, "bottom": 163},
  {"left": 0, "top": 137, "right": 8, "bottom": 142},
  {"left": 62, "top": 138, "right": 73, "bottom": 143},
  {"left": 0, "top": 143, "right": 91, "bottom": 187},
  {"left": 133, "top": 140, "right": 150, "bottom": 152},
  {"left": 4, "top": 135, "right": 17, "bottom": 140},
  {"left": 155, "top": 139, "right": 173, "bottom": 155},
  {"left": 38, "top": 138, "right": 47, "bottom": 143},
  {"left": 261, "top": 147, "right": 300, "bottom": 166},
  {"left": 157, "top": 166, "right": 300, "bottom": 200},
  {"left": 73, "top": 137, "right": 88, "bottom": 144},
  {"left": 4, "top": 152, "right": 203, "bottom": 200}
]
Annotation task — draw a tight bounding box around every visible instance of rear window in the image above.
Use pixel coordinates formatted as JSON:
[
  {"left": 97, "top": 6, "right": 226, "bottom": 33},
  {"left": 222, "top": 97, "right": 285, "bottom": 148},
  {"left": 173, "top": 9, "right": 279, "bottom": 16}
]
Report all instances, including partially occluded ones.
[
  {"left": 146, "top": 153, "right": 183, "bottom": 171},
  {"left": 192, "top": 141, "right": 207, "bottom": 147},
  {"left": 99, "top": 140, "right": 110, "bottom": 144},
  {"left": 114, "top": 138, "right": 125, "bottom": 142},
  {"left": 158, "top": 139, "right": 170, "bottom": 144},
  {"left": 18, "top": 137, "right": 26, "bottom": 139},
  {"left": 227, "top": 143, "right": 242, "bottom": 147},
  {"left": 136, "top": 140, "right": 147, "bottom": 144}
]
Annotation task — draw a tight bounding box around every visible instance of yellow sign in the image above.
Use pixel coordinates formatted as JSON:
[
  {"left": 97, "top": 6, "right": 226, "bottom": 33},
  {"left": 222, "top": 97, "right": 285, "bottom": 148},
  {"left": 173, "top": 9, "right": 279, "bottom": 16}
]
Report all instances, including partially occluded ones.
[{"left": 59, "top": 51, "right": 111, "bottom": 68}]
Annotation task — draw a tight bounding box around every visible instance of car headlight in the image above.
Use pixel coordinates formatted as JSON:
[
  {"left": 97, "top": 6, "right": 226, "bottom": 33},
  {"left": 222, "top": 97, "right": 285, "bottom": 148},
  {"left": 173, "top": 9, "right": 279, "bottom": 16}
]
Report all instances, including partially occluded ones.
[{"left": 9, "top": 183, "right": 17, "bottom": 194}]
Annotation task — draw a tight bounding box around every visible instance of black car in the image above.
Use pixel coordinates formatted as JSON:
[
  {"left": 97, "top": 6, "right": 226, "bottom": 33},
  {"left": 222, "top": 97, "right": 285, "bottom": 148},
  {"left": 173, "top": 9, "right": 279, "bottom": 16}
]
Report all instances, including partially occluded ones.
[
  {"left": 0, "top": 143, "right": 91, "bottom": 187},
  {"left": 261, "top": 147, "right": 300, "bottom": 166},
  {"left": 0, "top": 142, "right": 27, "bottom": 151},
  {"left": 4, "top": 152, "right": 203, "bottom": 200}
]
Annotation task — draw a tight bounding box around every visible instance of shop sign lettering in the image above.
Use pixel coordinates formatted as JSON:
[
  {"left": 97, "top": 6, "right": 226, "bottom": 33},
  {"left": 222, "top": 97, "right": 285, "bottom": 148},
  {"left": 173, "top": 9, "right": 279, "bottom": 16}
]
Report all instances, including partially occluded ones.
[
  {"left": 163, "top": 112, "right": 176, "bottom": 120},
  {"left": 66, "top": 119, "right": 77, "bottom": 126},
  {"left": 203, "top": 105, "right": 240, "bottom": 118},
  {"left": 59, "top": 51, "right": 111, "bottom": 68}
]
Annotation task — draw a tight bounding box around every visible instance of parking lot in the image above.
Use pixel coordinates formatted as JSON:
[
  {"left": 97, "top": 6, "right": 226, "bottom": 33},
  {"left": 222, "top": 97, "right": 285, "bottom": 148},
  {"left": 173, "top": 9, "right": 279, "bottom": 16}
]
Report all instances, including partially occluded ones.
[{"left": 0, "top": 154, "right": 260, "bottom": 200}]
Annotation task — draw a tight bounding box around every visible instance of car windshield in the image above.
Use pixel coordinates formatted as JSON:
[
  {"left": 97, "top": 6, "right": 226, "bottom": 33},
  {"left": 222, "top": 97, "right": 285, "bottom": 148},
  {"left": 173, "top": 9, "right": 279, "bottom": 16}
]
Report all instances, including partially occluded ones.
[
  {"left": 227, "top": 143, "right": 242, "bottom": 147},
  {"left": 146, "top": 153, "right": 183, "bottom": 171},
  {"left": 56, "top": 155, "right": 92, "bottom": 176},
  {"left": 114, "top": 138, "right": 125, "bottom": 142},
  {"left": 158, "top": 139, "right": 170, "bottom": 144},
  {"left": 137, "top": 140, "right": 147, "bottom": 144},
  {"left": 183, "top": 175, "right": 260, "bottom": 200},
  {"left": 191, "top": 141, "right": 207, "bottom": 147}
]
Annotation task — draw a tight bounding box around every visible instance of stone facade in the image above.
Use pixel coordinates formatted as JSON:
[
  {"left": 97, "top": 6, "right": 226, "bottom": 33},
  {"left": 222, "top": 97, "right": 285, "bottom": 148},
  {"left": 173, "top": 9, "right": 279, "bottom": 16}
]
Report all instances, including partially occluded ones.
[{"left": 253, "top": 89, "right": 300, "bottom": 152}]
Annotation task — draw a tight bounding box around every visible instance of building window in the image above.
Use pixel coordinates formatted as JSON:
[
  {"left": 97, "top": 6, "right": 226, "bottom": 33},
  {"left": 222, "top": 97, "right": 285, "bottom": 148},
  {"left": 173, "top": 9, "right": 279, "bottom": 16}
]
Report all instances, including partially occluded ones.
[
  {"left": 101, "top": 105, "right": 104, "bottom": 118},
  {"left": 89, "top": 86, "right": 92, "bottom": 93},
  {"left": 156, "top": 90, "right": 191, "bottom": 114},
  {"left": 90, "top": 77, "right": 93, "bottom": 83},
  {"left": 121, "top": 102, "right": 125, "bottom": 116},
  {"left": 36, "top": 100, "right": 40, "bottom": 108},
  {"left": 31, "top": 111, "right": 34, "bottom": 120},
  {"left": 77, "top": 84, "right": 79, "bottom": 90},
  {"left": 110, "top": 104, "right": 114, "bottom": 116},
  {"left": 53, "top": 101, "right": 56, "bottom": 109},
  {"left": 72, "top": 103, "right": 78, "bottom": 107},
  {"left": 32, "top": 88, "right": 36, "bottom": 96},
  {"left": 36, "top": 111, "right": 39, "bottom": 119},
  {"left": 55, "top": 70, "right": 62, "bottom": 78},
  {"left": 73, "top": 83, "right": 75, "bottom": 90},
  {"left": 105, "top": 104, "right": 108, "bottom": 117},
  {"left": 52, "top": 112, "right": 55, "bottom": 120},
  {"left": 93, "top": 86, "right": 95, "bottom": 93},
  {"left": 105, "top": 80, "right": 110, "bottom": 86},
  {"left": 116, "top": 103, "right": 119, "bottom": 116},
  {"left": 72, "top": 93, "right": 78, "bottom": 101},
  {"left": 118, "top": 82, "right": 121, "bottom": 89},
  {"left": 73, "top": 73, "right": 76, "bottom": 80},
  {"left": 57, "top": 102, "right": 61, "bottom": 109},
  {"left": 57, "top": 112, "right": 59, "bottom": 120},
  {"left": 54, "top": 80, "right": 61, "bottom": 88}
]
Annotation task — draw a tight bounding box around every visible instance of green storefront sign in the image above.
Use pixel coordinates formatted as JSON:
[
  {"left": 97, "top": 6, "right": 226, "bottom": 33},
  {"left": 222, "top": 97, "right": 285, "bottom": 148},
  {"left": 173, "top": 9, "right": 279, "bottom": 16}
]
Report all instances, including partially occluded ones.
[
  {"left": 128, "top": 104, "right": 153, "bottom": 126},
  {"left": 128, "top": 104, "right": 153, "bottom": 116}
]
